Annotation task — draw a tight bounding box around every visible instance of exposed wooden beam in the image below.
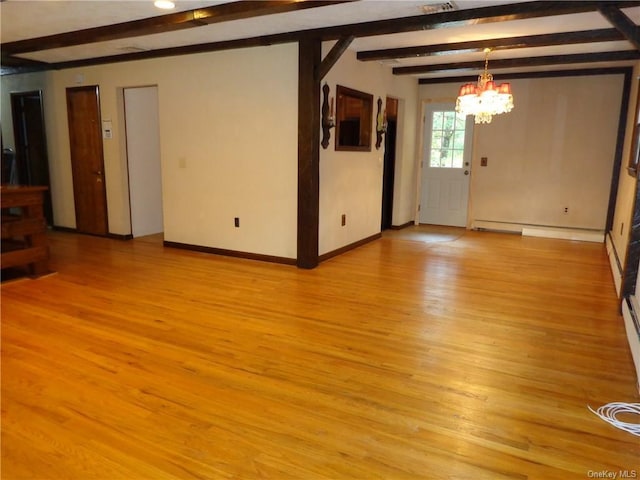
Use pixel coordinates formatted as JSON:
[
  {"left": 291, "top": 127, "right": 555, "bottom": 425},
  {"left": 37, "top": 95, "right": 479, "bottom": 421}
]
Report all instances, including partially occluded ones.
[
  {"left": 6, "top": 0, "right": 640, "bottom": 73},
  {"left": 297, "top": 38, "right": 322, "bottom": 269},
  {"left": 417, "top": 66, "right": 632, "bottom": 84},
  {"left": 0, "top": 55, "right": 49, "bottom": 76},
  {"left": 357, "top": 29, "right": 625, "bottom": 62},
  {"left": 598, "top": 4, "right": 640, "bottom": 51},
  {"left": 393, "top": 50, "right": 640, "bottom": 75},
  {"left": 317, "top": 36, "right": 354, "bottom": 81},
  {"left": 315, "top": 0, "right": 640, "bottom": 42},
  {"left": 1, "top": 1, "right": 350, "bottom": 55}
]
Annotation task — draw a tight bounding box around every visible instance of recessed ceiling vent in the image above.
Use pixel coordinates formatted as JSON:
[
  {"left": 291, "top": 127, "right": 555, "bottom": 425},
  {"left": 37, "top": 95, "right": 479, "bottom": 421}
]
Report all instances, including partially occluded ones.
[{"left": 421, "top": 1, "right": 457, "bottom": 14}]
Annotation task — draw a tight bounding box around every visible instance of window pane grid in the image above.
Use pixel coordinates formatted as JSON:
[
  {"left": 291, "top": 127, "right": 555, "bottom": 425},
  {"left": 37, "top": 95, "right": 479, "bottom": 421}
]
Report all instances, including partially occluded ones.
[{"left": 429, "top": 111, "right": 466, "bottom": 168}]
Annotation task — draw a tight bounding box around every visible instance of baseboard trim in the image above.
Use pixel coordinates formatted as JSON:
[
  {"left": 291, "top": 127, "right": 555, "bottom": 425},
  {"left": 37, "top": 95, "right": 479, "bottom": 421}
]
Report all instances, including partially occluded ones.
[
  {"left": 108, "top": 233, "right": 134, "bottom": 241},
  {"left": 473, "top": 220, "right": 604, "bottom": 242},
  {"left": 52, "top": 225, "right": 77, "bottom": 234},
  {"left": 52, "top": 225, "right": 133, "bottom": 241},
  {"left": 622, "top": 297, "right": 640, "bottom": 394},
  {"left": 163, "top": 241, "right": 296, "bottom": 266},
  {"left": 521, "top": 226, "right": 604, "bottom": 243},
  {"left": 606, "top": 233, "right": 623, "bottom": 297},
  {"left": 319, "top": 233, "right": 381, "bottom": 263},
  {"left": 390, "top": 221, "right": 414, "bottom": 230}
]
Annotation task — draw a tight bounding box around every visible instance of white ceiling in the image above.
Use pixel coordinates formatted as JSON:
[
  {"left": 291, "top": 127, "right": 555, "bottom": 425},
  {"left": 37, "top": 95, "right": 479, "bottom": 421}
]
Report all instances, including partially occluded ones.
[{"left": 1, "top": 0, "right": 639, "bottom": 79}]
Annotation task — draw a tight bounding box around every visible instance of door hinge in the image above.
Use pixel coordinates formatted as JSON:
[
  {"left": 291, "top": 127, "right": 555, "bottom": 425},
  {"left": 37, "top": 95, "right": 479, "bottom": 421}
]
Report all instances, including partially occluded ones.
[{"left": 418, "top": 204, "right": 421, "bottom": 211}]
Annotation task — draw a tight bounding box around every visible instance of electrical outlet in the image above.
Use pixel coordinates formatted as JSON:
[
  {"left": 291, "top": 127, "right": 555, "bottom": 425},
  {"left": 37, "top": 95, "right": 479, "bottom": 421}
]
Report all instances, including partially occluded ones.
[
  {"left": 563, "top": 207, "right": 569, "bottom": 214},
  {"left": 341, "top": 214, "right": 346, "bottom": 226},
  {"left": 234, "top": 217, "right": 240, "bottom": 228}
]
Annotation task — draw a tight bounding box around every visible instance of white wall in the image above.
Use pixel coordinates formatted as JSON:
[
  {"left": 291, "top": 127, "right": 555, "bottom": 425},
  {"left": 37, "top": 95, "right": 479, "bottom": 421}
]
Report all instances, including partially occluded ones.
[
  {"left": 4, "top": 44, "right": 299, "bottom": 259},
  {"left": 320, "top": 45, "right": 419, "bottom": 255},
  {"left": 419, "top": 74, "right": 624, "bottom": 232},
  {"left": 3, "top": 43, "right": 418, "bottom": 262}
]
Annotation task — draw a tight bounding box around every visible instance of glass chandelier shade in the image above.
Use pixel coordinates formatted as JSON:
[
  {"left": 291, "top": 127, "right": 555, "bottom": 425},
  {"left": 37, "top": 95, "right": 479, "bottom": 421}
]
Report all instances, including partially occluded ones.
[{"left": 455, "top": 50, "right": 514, "bottom": 124}]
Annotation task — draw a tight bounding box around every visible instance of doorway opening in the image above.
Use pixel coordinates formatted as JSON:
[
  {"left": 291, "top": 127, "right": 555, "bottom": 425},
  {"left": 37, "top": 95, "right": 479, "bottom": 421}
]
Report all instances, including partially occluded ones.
[
  {"left": 10, "top": 91, "right": 53, "bottom": 225},
  {"left": 123, "top": 86, "right": 164, "bottom": 238},
  {"left": 381, "top": 97, "right": 399, "bottom": 230}
]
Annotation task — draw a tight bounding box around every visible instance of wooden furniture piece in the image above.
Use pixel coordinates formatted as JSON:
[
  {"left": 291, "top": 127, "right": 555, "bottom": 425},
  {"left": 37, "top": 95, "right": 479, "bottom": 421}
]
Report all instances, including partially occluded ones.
[{"left": 1, "top": 185, "right": 50, "bottom": 277}]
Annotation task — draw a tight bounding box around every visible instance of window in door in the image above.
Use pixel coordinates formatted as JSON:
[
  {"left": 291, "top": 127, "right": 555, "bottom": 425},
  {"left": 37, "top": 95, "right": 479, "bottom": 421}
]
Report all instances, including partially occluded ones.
[{"left": 429, "top": 110, "right": 467, "bottom": 168}]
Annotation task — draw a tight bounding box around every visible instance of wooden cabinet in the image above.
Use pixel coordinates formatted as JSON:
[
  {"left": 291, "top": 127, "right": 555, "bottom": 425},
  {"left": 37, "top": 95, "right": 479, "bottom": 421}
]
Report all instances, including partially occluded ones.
[{"left": 1, "top": 185, "right": 50, "bottom": 277}]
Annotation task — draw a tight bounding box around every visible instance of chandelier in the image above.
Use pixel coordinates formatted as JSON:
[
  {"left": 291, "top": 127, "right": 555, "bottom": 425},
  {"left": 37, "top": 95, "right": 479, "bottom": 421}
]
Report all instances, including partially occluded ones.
[{"left": 455, "top": 48, "right": 514, "bottom": 124}]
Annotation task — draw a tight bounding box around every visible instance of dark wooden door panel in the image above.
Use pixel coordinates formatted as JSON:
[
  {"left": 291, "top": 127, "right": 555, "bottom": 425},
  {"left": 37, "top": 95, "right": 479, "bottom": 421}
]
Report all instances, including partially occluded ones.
[{"left": 66, "top": 86, "right": 108, "bottom": 236}]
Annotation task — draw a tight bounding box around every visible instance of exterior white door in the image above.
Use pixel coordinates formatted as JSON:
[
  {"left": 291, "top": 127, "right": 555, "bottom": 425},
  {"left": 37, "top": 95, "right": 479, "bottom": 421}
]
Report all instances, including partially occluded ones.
[{"left": 419, "top": 105, "right": 473, "bottom": 227}]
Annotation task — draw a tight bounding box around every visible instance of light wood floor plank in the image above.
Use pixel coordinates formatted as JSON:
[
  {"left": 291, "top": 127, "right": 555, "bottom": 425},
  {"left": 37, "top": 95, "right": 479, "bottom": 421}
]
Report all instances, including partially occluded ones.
[{"left": 2, "top": 228, "right": 638, "bottom": 479}]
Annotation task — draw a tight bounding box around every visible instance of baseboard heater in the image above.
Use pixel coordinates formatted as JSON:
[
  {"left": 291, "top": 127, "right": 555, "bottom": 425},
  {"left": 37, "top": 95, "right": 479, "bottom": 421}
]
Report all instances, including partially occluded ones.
[
  {"left": 622, "top": 296, "right": 640, "bottom": 394},
  {"left": 473, "top": 221, "right": 604, "bottom": 243}
]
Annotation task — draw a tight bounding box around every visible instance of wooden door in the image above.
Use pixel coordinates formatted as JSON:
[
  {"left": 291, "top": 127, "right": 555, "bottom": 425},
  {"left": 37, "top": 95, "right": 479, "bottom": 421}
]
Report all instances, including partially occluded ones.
[{"left": 66, "top": 86, "right": 108, "bottom": 235}]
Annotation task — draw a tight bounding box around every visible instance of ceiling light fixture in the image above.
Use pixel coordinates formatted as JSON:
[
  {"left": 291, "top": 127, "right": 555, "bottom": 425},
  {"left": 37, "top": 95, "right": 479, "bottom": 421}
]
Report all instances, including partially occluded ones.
[
  {"left": 455, "top": 48, "right": 514, "bottom": 124},
  {"left": 154, "top": 0, "right": 175, "bottom": 9}
]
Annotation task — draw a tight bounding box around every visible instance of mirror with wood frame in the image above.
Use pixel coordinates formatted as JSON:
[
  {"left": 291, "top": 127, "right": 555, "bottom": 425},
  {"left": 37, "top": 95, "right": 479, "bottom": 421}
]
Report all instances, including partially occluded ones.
[{"left": 335, "top": 85, "right": 373, "bottom": 152}]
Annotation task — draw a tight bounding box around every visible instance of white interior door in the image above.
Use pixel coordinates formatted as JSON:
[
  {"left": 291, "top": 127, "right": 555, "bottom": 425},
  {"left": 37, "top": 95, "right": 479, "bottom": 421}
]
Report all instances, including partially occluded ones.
[
  {"left": 124, "top": 86, "right": 164, "bottom": 237},
  {"left": 419, "top": 105, "right": 473, "bottom": 227}
]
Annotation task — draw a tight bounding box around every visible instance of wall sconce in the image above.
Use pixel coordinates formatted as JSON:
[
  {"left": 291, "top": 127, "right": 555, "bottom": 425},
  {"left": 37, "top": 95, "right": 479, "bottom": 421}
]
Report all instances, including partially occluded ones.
[
  {"left": 375, "top": 97, "right": 387, "bottom": 150},
  {"left": 321, "top": 83, "right": 335, "bottom": 149}
]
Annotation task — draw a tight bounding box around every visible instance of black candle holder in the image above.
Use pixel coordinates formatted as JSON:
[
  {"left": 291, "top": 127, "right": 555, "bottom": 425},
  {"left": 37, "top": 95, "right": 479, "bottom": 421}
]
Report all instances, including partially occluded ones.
[{"left": 321, "top": 83, "right": 335, "bottom": 149}]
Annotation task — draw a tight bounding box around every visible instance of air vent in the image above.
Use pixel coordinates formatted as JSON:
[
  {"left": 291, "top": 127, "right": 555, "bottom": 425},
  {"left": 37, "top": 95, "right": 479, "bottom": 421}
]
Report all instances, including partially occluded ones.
[{"left": 421, "top": 1, "right": 457, "bottom": 14}]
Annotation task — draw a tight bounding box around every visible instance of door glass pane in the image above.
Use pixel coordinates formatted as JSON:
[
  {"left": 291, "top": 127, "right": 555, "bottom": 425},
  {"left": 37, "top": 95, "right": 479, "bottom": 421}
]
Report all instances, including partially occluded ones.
[
  {"left": 431, "top": 130, "right": 442, "bottom": 150},
  {"left": 452, "top": 149, "right": 464, "bottom": 168},
  {"left": 429, "top": 110, "right": 467, "bottom": 169}
]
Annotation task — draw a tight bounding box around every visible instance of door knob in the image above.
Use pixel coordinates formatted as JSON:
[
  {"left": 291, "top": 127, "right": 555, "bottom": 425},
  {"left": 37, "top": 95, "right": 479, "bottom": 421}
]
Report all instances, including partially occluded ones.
[
  {"left": 464, "top": 170, "right": 469, "bottom": 175},
  {"left": 93, "top": 170, "right": 102, "bottom": 175}
]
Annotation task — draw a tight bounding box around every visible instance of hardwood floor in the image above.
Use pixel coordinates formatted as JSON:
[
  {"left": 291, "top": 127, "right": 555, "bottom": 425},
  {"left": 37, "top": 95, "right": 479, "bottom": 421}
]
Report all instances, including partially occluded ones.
[{"left": 2, "top": 228, "right": 638, "bottom": 479}]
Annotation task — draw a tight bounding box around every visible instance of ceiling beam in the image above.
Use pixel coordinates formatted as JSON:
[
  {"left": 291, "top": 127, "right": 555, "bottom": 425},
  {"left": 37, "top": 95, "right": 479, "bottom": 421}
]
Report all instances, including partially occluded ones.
[
  {"left": 418, "top": 66, "right": 632, "bottom": 84},
  {"left": 5, "top": 0, "right": 639, "bottom": 73},
  {"left": 1, "top": 1, "right": 351, "bottom": 55},
  {"left": 357, "top": 29, "right": 625, "bottom": 62},
  {"left": 314, "top": 0, "right": 640, "bottom": 42},
  {"left": 392, "top": 50, "right": 640, "bottom": 75},
  {"left": 598, "top": 4, "right": 640, "bottom": 51},
  {"left": 317, "top": 36, "right": 354, "bottom": 81}
]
